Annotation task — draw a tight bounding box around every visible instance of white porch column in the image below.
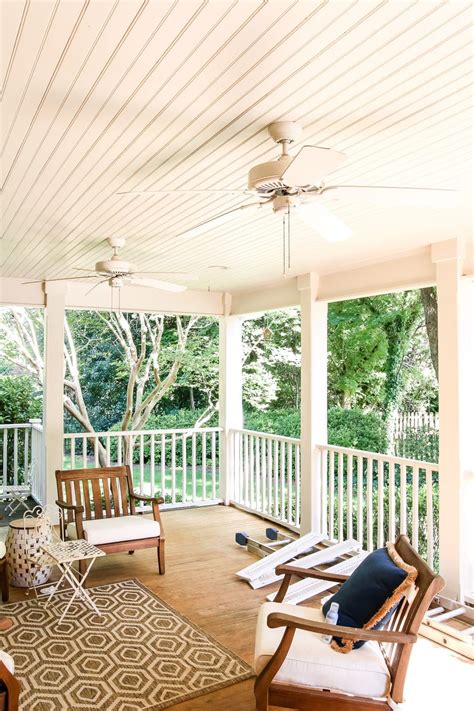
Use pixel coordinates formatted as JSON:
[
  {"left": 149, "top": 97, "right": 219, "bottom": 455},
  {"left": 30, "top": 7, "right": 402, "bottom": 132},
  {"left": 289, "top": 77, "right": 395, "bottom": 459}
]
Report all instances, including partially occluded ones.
[
  {"left": 219, "top": 294, "right": 243, "bottom": 505},
  {"left": 298, "top": 273, "right": 327, "bottom": 534},
  {"left": 43, "top": 282, "right": 66, "bottom": 512},
  {"left": 433, "top": 240, "right": 473, "bottom": 601}
]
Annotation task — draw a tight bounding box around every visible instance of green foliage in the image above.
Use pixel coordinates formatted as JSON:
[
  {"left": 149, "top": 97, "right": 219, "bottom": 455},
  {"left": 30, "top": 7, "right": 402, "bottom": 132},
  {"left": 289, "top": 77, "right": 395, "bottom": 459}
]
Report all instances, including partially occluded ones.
[
  {"left": 328, "top": 407, "right": 387, "bottom": 453},
  {"left": 242, "top": 309, "right": 301, "bottom": 411},
  {"left": 244, "top": 408, "right": 301, "bottom": 438},
  {"left": 0, "top": 375, "right": 42, "bottom": 424},
  {"left": 245, "top": 406, "right": 387, "bottom": 454}
]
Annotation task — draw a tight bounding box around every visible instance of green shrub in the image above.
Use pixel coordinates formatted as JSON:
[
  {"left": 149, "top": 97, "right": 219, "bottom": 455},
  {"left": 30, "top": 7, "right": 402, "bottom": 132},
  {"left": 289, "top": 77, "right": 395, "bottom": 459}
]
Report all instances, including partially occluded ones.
[
  {"left": 0, "top": 375, "right": 42, "bottom": 424},
  {"left": 328, "top": 407, "right": 387, "bottom": 453},
  {"left": 244, "top": 409, "right": 300, "bottom": 438}
]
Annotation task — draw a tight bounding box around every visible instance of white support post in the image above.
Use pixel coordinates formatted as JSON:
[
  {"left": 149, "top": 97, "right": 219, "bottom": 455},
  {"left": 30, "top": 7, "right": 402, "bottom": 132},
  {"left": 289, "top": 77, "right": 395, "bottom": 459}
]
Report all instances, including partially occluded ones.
[
  {"left": 433, "top": 240, "right": 473, "bottom": 601},
  {"left": 43, "top": 282, "right": 66, "bottom": 514},
  {"left": 298, "top": 273, "right": 327, "bottom": 535},
  {"left": 219, "top": 293, "right": 243, "bottom": 505}
]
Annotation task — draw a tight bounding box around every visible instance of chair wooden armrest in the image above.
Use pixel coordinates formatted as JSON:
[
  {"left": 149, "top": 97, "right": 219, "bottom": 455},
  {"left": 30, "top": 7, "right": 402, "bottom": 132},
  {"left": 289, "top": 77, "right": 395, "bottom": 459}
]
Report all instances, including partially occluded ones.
[
  {"left": 131, "top": 493, "right": 164, "bottom": 526},
  {"left": 276, "top": 563, "right": 350, "bottom": 582},
  {"left": 0, "top": 661, "right": 21, "bottom": 711},
  {"left": 56, "top": 499, "right": 84, "bottom": 514},
  {"left": 273, "top": 563, "right": 349, "bottom": 602},
  {"left": 267, "top": 612, "right": 417, "bottom": 644},
  {"left": 55, "top": 499, "right": 85, "bottom": 539},
  {"left": 131, "top": 493, "right": 164, "bottom": 505}
]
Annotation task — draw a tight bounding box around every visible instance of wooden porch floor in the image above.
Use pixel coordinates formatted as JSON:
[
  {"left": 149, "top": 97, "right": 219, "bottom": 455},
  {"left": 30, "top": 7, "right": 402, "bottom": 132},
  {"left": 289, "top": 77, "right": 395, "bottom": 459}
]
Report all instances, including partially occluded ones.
[{"left": 7, "top": 504, "right": 472, "bottom": 710}]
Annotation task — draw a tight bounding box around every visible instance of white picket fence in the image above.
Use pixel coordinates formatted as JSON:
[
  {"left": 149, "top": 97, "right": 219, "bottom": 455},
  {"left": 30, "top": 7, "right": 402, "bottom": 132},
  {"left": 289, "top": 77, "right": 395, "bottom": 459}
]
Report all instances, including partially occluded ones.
[
  {"left": 63, "top": 427, "right": 222, "bottom": 508},
  {"left": 393, "top": 411, "right": 439, "bottom": 460},
  {"left": 229, "top": 429, "right": 301, "bottom": 531}
]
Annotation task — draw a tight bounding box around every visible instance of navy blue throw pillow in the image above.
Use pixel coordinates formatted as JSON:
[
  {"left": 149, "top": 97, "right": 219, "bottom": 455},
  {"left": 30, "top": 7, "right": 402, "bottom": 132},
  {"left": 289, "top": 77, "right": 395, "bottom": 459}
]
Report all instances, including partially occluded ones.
[{"left": 322, "top": 543, "right": 417, "bottom": 653}]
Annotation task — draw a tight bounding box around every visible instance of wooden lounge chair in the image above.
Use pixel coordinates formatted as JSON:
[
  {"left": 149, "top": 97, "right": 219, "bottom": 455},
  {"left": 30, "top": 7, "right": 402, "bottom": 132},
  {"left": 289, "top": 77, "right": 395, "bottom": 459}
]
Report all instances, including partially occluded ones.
[
  {"left": 56, "top": 465, "right": 165, "bottom": 575},
  {"left": 254, "top": 534, "right": 444, "bottom": 710}
]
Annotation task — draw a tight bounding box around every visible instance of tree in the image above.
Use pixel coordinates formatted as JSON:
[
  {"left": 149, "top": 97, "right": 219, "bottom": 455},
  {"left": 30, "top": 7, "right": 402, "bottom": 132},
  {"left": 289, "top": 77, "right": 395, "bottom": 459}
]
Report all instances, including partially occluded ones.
[
  {"left": 420, "top": 287, "right": 438, "bottom": 380},
  {"left": 0, "top": 308, "right": 98, "bottom": 441},
  {"left": 0, "top": 307, "right": 214, "bottom": 463},
  {"left": 242, "top": 309, "right": 301, "bottom": 411},
  {"left": 328, "top": 300, "right": 387, "bottom": 409}
]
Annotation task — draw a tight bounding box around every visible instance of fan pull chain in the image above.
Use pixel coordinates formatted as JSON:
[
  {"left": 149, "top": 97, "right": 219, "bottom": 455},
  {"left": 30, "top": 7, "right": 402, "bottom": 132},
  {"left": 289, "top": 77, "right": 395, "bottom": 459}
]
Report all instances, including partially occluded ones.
[
  {"left": 287, "top": 204, "right": 291, "bottom": 270},
  {"left": 282, "top": 213, "right": 286, "bottom": 277},
  {"left": 282, "top": 206, "right": 292, "bottom": 277}
]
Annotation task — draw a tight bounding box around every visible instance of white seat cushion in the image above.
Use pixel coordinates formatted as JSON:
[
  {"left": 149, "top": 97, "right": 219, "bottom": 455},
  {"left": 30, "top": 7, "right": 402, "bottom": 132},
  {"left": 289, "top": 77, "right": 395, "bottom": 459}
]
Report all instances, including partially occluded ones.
[
  {"left": 0, "top": 650, "right": 14, "bottom": 674},
  {"left": 0, "top": 541, "right": 5, "bottom": 558},
  {"left": 254, "top": 602, "right": 391, "bottom": 699},
  {"left": 66, "top": 515, "right": 160, "bottom": 545}
]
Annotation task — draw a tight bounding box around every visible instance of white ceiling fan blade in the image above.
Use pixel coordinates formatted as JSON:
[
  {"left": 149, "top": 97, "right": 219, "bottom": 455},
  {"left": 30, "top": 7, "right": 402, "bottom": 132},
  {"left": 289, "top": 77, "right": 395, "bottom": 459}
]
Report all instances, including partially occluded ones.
[
  {"left": 322, "top": 185, "right": 458, "bottom": 207},
  {"left": 22, "top": 275, "right": 99, "bottom": 284},
  {"left": 177, "top": 201, "right": 265, "bottom": 238},
  {"left": 282, "top": 146, "right": 346, "bottom": 188},
  {"left": 132, "top": 271, "right": 198, "bottom": 281},
  {"left": 86, "top": 278, "right": 110, "bottom": 296},
  {"left": 296, "top": 202, "right": 353, "bottom": 243},
  {"left": 130, "top": 277, "right": 187, "bottom": 292},
  {"left": 117, "top": 189, "right": 249, "bottom": 196}
]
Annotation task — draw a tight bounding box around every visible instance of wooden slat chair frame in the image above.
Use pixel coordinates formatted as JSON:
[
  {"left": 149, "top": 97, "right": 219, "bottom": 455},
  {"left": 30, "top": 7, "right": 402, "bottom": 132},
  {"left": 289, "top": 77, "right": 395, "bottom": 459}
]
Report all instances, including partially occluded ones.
[
  {"left": 0, "top": 662, "right": 20, "bottom": 711},
  {"left": 55, "top": 466, "right": 165, "bottom": 575},
  {"left": 255, "top": 534, "right": 445, "bottom": 711}
]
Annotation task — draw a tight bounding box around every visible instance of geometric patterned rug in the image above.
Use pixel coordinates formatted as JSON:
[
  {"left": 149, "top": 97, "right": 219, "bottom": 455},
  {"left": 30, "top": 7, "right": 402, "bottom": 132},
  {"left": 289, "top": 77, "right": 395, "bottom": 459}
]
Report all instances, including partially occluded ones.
[{"left": 0, "top": 579, "right": 254, "bottom": 710}]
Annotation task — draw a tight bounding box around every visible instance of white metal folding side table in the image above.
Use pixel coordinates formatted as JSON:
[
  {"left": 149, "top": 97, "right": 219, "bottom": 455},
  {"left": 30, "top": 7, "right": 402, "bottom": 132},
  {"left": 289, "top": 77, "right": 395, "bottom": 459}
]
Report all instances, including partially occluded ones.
[{"left": 39, "top": 540, "right": 105, "bottom": 623}]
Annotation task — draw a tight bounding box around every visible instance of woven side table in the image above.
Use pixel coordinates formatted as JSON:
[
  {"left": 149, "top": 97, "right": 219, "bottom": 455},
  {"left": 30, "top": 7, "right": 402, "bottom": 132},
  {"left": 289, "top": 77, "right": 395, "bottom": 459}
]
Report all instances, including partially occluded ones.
[{"left": 5, "top": 518, "right": 53, "bottom": 587}]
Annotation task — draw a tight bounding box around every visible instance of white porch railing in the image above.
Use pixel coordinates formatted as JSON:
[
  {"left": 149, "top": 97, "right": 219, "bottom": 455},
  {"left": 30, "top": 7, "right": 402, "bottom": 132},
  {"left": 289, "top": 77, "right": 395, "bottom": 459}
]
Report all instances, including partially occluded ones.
[
  {"left": 0, "top": 420, "right": 45, "bottom": 505},
  {"left": 229, "top": 429, "right": 301, "bottom": 531},
  {"left": 1, "top": 423, "right": 31, "bottom": 488},
  {"left": 228, "top": 430, "right": 439, "bottom": 569},
  {"left": 316, "top": 444, "right": 439, "bottom": 569},
  {"left": 63, "top": 428, "right": 222, "bottom": 509}
]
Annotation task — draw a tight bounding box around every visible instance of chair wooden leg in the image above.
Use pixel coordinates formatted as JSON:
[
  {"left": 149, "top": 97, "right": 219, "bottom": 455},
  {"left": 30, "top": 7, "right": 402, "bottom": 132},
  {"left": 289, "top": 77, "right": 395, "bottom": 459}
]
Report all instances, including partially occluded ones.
[
  {"left": 158, "top": 540, "right": 165, "bottom": 575},
  {"left": 254, "top": 683, "right": 269, "bottom": 711},
  {"left": 1, "top": 561, "right": 9, "bottom": 603},
  {"left": 79, "top": 559, "right": 86, "bottom": 579}
]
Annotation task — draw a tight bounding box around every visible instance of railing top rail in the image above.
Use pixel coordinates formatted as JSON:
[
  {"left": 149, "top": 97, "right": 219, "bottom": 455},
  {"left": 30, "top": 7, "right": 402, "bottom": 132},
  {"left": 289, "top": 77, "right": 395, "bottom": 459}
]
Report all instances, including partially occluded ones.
[
  {"left": 64, "top": 427, "right": 223, "bottom": 439},
  {"left": 0, "top": 423, "right": 33, "bottom": 430},
  {"left": 230, "top": 428, "right": 301, "bottom": 445},
  {"left": 316, "top": 442, "right": 438, "bottom": 470}
]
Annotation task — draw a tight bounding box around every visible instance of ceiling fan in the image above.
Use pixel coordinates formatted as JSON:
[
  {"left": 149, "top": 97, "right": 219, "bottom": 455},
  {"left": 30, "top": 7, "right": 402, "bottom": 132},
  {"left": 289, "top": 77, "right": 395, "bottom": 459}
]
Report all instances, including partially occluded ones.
[
  {"left": 120, "top": 121, "right": 458, "bottom": 245},
  {"left": 24, "top": 237, "right": 197, "bottom": 293}
]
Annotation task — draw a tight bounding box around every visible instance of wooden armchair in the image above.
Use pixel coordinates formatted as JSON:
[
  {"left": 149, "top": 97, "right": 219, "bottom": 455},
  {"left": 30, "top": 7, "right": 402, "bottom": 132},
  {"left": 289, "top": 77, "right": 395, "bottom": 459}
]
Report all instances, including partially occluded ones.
[
  {"left": 254, "top": 535, "right": 444, "bottom": 711},
  {"left": 0, "top": 659, "right": 20, "bottom": 711},
  {"left": 56, "top": 466, "right": 165, "bottom": 575}
]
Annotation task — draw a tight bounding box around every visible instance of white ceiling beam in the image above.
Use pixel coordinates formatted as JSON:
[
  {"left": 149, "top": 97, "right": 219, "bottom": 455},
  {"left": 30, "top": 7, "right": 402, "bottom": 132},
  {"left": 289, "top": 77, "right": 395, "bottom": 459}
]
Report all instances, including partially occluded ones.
[
  {"left": 0, "top": 278, "right": 225, "bottom": 316},
  {"left": 316, "top": 248, "right": 436, "bottom": 302},
  {"left": 230, "top": 278, "right": 299, "bottom": 316}
]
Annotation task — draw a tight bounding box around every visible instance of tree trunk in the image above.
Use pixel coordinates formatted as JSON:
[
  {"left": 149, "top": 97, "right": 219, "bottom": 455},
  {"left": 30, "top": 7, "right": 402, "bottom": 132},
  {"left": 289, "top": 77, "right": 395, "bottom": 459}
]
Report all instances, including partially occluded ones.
[
  {"left": 189, "top": 387, "right": 195, "bottom": 410},
  {"left": 420, "top": 287, "right": 439, "bottom": 381}
]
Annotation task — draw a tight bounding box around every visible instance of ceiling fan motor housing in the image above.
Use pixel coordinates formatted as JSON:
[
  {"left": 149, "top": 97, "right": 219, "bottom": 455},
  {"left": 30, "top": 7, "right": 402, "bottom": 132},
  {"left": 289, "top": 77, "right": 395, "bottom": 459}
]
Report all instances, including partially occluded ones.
[
  {"left": 247, "top": 155, "right": 293, "bottom": 193},
  {"left": 95, "top": 258, "right": 131, "bottom": 275}
]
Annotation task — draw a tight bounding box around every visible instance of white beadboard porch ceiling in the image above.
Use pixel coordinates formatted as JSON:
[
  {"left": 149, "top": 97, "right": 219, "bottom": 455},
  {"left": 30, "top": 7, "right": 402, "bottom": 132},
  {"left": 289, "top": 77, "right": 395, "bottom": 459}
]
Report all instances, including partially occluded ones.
[{"left": 1, "top": 0, "right": 472, "bottom": 294}]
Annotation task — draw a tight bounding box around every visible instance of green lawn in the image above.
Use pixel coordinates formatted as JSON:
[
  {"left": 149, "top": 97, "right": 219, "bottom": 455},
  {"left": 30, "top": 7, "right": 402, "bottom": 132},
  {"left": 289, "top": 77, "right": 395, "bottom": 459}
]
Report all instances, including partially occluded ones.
[{"left": 62, "top": 454, "right": 219, "bottom": 502}]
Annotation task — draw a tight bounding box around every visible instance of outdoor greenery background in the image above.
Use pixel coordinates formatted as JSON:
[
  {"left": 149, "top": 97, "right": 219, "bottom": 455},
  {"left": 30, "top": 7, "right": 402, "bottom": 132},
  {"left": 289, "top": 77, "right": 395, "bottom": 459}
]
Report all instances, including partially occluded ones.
[{"left": 0, "top": 288, "right": 438, "bottom": 456}]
